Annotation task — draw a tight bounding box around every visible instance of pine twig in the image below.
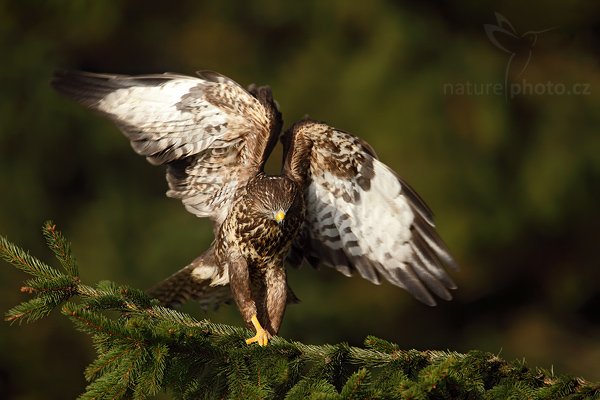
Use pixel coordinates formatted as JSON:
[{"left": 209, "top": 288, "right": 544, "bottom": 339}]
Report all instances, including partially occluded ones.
[{"left": 2, "top": 223, "right": 599, "bottom": 399}]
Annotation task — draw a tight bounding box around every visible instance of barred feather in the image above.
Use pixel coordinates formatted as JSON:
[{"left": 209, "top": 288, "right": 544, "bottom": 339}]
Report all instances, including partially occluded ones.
[
  {"left": 52, "top": 70, "right": 281, "bottom": 225},
  {"left": 284, "top": 120, "right": 458, "bottom": 306}
]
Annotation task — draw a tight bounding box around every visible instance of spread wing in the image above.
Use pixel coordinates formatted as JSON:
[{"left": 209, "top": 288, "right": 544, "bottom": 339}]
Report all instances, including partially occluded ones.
[
  {"left": 52, "top": 70, "right": 281, "bottom": 226},
  {"left": 283, "top": 120, "right": 458, "bottom": 306}
]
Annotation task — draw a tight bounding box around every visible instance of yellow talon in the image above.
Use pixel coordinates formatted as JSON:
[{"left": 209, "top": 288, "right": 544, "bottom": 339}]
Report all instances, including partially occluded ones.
[{"left": 246, "top": 315, "right": 271, "bottom": 346}]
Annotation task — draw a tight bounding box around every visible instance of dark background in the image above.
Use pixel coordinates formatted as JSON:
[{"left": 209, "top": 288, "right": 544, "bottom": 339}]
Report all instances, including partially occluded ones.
[{"left": 1, "top": 1, "right": 598, "bottom": 399}]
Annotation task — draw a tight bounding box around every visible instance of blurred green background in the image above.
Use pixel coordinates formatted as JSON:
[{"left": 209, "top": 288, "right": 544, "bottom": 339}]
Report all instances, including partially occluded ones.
[{"left": 1, "top": 1, "right": 599, "bottom": 398}]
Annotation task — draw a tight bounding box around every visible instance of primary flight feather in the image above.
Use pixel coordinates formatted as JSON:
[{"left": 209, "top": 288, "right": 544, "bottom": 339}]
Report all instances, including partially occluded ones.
[{"left": 52, "top": 70, "right": 458, "bottom": 346}]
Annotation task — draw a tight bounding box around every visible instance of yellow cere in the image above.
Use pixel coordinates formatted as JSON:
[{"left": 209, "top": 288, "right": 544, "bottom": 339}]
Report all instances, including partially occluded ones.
[{"left": 275, "top": 210, "right": 286, "bottom": 223}]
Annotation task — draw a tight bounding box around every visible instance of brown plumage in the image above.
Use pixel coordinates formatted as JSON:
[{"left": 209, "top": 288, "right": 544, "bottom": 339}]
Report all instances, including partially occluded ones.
[
  {"left": 218, "top": 175, "right": 305, "bottom": 338},
  {"left": 52, "top": 69, "right": 459, "bottom": 345}
]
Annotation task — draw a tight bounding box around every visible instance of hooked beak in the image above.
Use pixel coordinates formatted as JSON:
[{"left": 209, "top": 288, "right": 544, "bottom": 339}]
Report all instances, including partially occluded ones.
[{"left": 274, "top": 209, "right": 286, "bottom": 224}]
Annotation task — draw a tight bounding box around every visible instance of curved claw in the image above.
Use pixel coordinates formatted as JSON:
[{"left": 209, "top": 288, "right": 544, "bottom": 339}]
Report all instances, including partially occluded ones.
[
  {"left": 246, "top": 315, "right": 272, "bottom": 346},
  {"left": 245, "top": 329, "right": 271, "bottom": 346}
]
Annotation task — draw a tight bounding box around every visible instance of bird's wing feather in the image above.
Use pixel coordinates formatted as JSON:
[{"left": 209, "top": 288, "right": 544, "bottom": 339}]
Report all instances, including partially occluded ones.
[
  {"left": 52, "top": 70, "right": 281, "bottom": 225},
  {"left": 283, "top": 120, "right": 458, "bottom": 306},
  {"left": 147, "top": 247, "right": 232, "bottom": 309}
]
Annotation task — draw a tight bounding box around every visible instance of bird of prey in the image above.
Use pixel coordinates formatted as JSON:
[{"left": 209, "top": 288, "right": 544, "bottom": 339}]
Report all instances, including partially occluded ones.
[{"left": 52, "top": 70, "right": 458, "bottom": 346}]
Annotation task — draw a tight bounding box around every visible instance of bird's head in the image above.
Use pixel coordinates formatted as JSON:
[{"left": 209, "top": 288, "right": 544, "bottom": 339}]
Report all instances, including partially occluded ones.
[{"left": 249, "top": 176, "right": 300, "bottom": 228}]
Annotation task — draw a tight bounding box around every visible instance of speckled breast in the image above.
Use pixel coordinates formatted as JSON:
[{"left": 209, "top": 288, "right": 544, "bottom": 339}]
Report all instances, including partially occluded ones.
[{"left": 217, "top": 176, "right": 305, "bottom": 269}]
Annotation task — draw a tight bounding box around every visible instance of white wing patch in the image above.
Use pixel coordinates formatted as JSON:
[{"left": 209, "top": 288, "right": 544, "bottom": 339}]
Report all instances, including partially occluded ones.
[
  {"left": 98, "top": 79, "right": 198, "bottom": 124},
  {"left": 191, "top": 264, "right": 229, "bottom": 286},
  {"left": 309, "top": 160, "right": 416, "bottom": 285},
  {"left": 286, "top": 121, "right": 458, "bottom": 306},
  {"left": 52, "top": 70, "right": 279, "bottom": 227},
  {"left": 97, "top": 78, "right": 230, "bottom": 165}
]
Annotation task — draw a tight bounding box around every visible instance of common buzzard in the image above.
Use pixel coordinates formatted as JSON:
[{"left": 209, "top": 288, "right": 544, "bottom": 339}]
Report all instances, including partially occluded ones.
[{"left": 52, "top": 70, "right": 458, "bottom": 346}]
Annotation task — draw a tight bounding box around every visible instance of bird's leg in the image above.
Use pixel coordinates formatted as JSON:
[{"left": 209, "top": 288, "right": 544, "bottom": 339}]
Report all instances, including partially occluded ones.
[
  {"left": 245, "top": 315, "right": 271, "bottom": 346},
  {"left": 227, "top": 250, "right": 272, "bottom": 346},
  {"left": 246, "top": 264, "right": 287, "bottom": 346},
  {"left": 264, "top": 266, "right": 287, "bottom": 334}
]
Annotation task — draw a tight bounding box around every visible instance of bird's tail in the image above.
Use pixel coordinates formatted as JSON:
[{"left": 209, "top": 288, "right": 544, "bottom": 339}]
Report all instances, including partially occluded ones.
[
  {"left": 148, "top": 246, "right": 301, "bottom": 309},
  {"left": 148, "top": 247, "right": 232, "bottom": 310}
]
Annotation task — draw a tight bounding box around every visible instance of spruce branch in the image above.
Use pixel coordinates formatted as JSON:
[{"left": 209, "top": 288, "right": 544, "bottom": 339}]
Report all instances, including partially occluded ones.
[
  {"left": 0, "top": 232, "right": 63, "bottom": 280},
  {"left": 2, "top": 224, "right": 600, "bottom": 399},
  {"left": 42, "top": 220, "right": 78, "bottom": 277}
]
